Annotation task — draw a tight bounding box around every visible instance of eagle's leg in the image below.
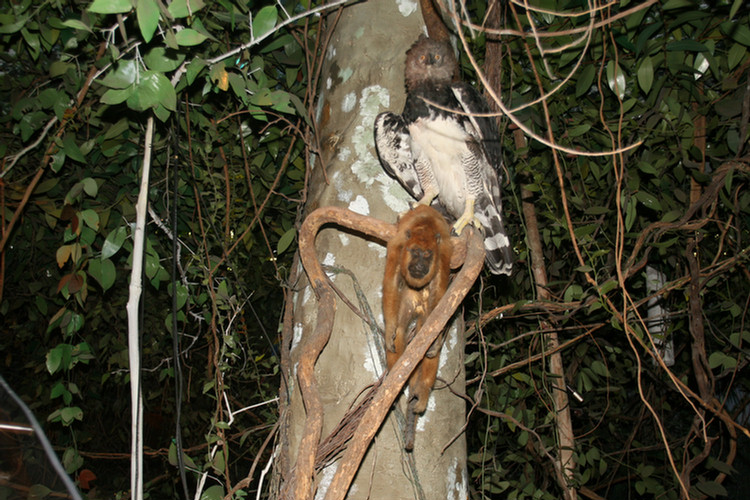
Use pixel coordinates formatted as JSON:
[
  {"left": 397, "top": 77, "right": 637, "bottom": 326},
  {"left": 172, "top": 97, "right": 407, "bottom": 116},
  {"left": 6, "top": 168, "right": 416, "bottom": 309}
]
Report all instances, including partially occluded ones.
[
  {"left": 415, "top": 187, "right": 438, "bottom": 208},
  {"left": 412, "top": 156, "right": 439, "bottom": 209},
  {"left": 452, "top": 197, "right": 482, "bottom": 235}
]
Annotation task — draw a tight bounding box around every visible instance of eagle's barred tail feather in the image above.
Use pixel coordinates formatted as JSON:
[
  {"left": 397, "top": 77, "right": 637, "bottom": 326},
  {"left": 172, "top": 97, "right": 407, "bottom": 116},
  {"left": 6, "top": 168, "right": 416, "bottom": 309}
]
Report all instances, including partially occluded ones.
[{"left": 476, "top": 204, "right": 513, "bottom": 276}]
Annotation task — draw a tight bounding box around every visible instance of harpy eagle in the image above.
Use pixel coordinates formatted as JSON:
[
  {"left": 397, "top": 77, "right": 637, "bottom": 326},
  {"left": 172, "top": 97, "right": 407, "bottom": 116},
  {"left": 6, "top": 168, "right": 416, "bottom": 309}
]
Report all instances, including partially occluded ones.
[{"left": 374, "top": 35, "right": 513, "bottom": 275}]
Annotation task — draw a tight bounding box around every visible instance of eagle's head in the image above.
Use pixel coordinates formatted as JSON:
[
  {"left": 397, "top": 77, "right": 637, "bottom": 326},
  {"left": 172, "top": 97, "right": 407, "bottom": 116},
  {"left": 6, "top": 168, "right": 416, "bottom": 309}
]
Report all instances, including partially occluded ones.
[{"left": 404, "top": 35, "right": 458, "bottom": 90}]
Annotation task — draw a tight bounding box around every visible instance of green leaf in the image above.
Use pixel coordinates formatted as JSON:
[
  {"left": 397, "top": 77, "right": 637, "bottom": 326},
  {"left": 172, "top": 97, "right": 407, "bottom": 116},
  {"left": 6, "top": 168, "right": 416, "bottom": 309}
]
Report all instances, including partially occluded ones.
[
  {"left": 175, "top": 28, "right": 207, "bottom": 46},
  {"left": 127, "top": 71, "right": 176, "bottom": 111},
  {"left": 0, "top": 15, "right": 28, "bottom": 34},
  {"left": 63, "top": 135, "right": 86, "bottom": 163},
  {"left": 591, "top": 360, "right": 608, "bottom": 377},
  {"left": 47, "top": 346, "right": 63, "bottom": 374},
  {"left": 168, "top": 0, "right": 205, "bottom": 18},
  {"left": 22, "top": 28, "right": 41, "bottom": 60},
  {"left": 90, "top": 258, "right": 116, "bottom": 291},
  {"left": 78, "top": 210, "right": 98, "bottom": 231},
  {"left": 661, "top": 210, "right": 682, "bottom": 222},
  {"left": 576, "top": 64, "right": 595, "bottom": 97},
  {"left": 61, "top": 19, "right": 92, "bottom": 33},
  {"left": 567, "top": 124, "right": 590, "bottom": 138},
  {"left": 573, "top": 224, "right": 597, "bottom": 240},
  {"left": 185, "top": 58, "right": 207, "bottom": 85},
  {"left": 728, "top": 43, "right": 747, "bottom": 70},
  {"left": 708, "top": 351, "right": 737, "bottom": 370},
  {"left": 102, "top": 87, "right": 133, "bottom": 105},
  {"left": 62, "top": 446, "right": 83, "bottom": 472},
  {"left": 200, "top": 485, "right": 225, "bottom": 500},
  {"left": 35, "top": 294, "right": 48, "bottom": 314},
  {"left": 50, "top": 61, "right": 74, "bottom": 78},
  {"left": 28, "top": 485, "right": 52, "bottom": 498},
  {"left": 211, "top": 449, "right": 225, "bottom": 472},
  {"left": 144, "top": 252, "right": 160, "bottom": 279},
  {"left": 137, "top": 0, "right": 159, "bottom": 43},
  {"left": 606, "top": 61, "right": 626, "bottom": 100},
  {"left": 635, "top": 190, "right": 661, "bottom": 211},
  {"left": 101, "top": 59, "right": 138, "bottom": 89},
  {"left": 666, "top": 40, "right": 708, "bottom": 52},
  {"left": 88, "top": 0, "right": 133, "bottom": 15},
  {"left": 100, "top": 259, "right": 116, "bottom": 291},
  {"left": 38, "top": 88, "right": 62, "bottom": 109},
  {"left": 696, "top": 481, "right": 728, "bottom": 497},
  {"left": 50, "top": 381, "right": 68, "bottom": 400},
  {"left": 102, "top": 226, "right": 128, "bottom": 259},
  {"left": 637, "top": 56, "right": 653, "bottom": 94},
  {"left": 277, "top": 228, "right": 295, "bottom": 255},
  {"left": 271, "top": 90, "right": 295, "bottom": 114},
  {"left": 662, "top": 0, "right": 695, "bottom": 9},
  {"left": 721, "top": 21, "right": 750, "bottom": 47},
  {"left": 66, "top": 311, "right": 84, "bottom": 336},
  {"left": 564, "top": 284, "right": 583, "bottom": 303},
  {"left": 228, "top": 73, "right": 247, "bottom": 101},
  {"left": 82, "top": 178, "right": 98, "bottom": 197},
  {"left": 104, "top": 118, "right": 130, "bottom": 139},
  {"left": 144, "top": 47, "right": 185, "bottom": 72},
  {"left": 165, "top": 29, "right": 179, "bottom": 49},
  {"left": 153, "top": 104, "right": 171, "bottom": 122},
  {"left": 517, "top": 430, "right": 529, "bottom": 446},
  {"left": 50, "top": 150, "right": 66, "bottom": 173},
  {"left": 624, "top": 196, "right": 636, "bottom": 232},
  {"left": 252, "top": 5, "right": 277, "bottom": 38}
]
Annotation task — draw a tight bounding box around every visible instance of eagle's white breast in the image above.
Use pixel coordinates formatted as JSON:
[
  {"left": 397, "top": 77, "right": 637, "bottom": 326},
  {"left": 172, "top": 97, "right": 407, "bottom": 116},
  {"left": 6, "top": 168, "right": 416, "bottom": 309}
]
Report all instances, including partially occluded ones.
[{"left": 408, "top": 115, "right": 473, "bottom": 217}]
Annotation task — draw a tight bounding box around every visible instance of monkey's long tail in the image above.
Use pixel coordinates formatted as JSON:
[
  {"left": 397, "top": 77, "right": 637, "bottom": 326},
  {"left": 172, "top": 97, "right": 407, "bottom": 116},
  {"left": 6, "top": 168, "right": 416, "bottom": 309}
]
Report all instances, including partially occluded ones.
[{"left": 404, "top": 397, "right": 418, "bottom": 451}]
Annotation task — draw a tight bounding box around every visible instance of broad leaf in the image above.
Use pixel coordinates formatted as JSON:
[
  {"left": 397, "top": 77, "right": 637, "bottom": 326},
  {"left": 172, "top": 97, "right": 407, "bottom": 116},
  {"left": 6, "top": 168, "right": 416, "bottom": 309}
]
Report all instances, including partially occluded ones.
[
  {"left": 637, "top": 56, "right": 653, "bottom": 93},
  {"left": 168, "top": 0, "right": 205, "bottom": 18},
  {"left": 136, "top": 0, "right": 159, "bottom": 43},
  {"left": 175, "top": 28, "right": 207, "bottom": 46},
  {"left": 88, "top": 0, "right": 133, "bottom": 15},
  {"left": 252, "top": 5, "right": 277, "bottom": 38},
  {"left": 126, "top": 71, "right": 176, "bottom": 111},
  {"left": 101, "top": 59, "right": 138, "bottom": 89},
  {"left": 144, "top": 47, "right": 185, "bottom": 72}
]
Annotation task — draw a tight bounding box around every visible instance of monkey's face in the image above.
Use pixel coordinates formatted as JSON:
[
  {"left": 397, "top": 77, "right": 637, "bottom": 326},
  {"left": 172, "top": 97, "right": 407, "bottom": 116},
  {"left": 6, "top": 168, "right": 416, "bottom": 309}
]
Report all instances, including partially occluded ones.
[
  {"left": 402, "top": 229, "right": 440, "bottom": 289},
  {"left": 407, "top": 246, "right": 434, "bottom": 281}
]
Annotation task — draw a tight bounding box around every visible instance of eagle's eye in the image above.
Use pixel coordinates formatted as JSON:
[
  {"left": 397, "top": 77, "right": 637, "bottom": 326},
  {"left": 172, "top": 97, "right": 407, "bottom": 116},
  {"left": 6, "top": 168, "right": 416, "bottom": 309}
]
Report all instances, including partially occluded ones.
[
  {"left": 419, "top": 55, "right": 426, "bottom": 63},
  {"left": 434, "top": 54, "right": 441, "bottom": 61}
]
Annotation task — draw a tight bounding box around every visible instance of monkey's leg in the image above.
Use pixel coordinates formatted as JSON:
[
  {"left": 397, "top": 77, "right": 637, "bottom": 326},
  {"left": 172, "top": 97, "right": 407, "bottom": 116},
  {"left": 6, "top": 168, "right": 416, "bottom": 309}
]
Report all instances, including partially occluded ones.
[
  {"left": 425, "top": 328, "right": 446, "bottom": 359},
  {"left": 386, "top": 324, "right": 406, "bottom": 370},
  {"left": 403, "top": 355, "right": 440, "bottom": 451},
  {"left": 409, "top": 355, "right": 439, "bottom": 415}
]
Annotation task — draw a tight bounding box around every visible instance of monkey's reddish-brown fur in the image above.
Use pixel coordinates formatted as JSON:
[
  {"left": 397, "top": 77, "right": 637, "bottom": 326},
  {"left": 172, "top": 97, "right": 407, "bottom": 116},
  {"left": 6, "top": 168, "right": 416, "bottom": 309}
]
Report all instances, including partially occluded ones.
[{"left": 383, "top": 205, "right": 452, "bottom": 451}]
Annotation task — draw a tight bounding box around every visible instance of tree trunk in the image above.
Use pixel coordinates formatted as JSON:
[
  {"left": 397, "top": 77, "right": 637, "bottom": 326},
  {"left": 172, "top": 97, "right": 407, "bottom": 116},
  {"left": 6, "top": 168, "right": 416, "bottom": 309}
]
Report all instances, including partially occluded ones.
[{"left": 275, "top": 1, "right": 468, "bottom": 499}]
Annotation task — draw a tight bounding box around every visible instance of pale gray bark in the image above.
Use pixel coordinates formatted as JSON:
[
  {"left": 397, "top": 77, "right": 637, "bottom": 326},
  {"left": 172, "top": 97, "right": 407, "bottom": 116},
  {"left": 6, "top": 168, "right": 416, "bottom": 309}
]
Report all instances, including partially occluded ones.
[{"left": 276, "top": 1, "right": 468, "bottom": 499}]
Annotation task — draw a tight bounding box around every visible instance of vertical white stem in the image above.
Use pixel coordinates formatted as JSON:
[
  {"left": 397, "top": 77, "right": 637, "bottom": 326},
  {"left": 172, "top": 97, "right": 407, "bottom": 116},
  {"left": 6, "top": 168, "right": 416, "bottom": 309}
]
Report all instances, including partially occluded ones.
[{"left": 127, "top": 116, "right": 154, "bottom": 500}]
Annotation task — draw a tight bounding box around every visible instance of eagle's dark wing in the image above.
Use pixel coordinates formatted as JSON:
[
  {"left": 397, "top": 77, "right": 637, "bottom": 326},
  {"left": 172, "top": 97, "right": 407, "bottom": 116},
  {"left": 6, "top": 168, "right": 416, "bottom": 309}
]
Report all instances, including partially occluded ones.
[
  {"left": 452, "top": 83, "right": 513, "bottom": 275},
  {"left": 374, "top": 111, "right": 424, "bottom": 201}
]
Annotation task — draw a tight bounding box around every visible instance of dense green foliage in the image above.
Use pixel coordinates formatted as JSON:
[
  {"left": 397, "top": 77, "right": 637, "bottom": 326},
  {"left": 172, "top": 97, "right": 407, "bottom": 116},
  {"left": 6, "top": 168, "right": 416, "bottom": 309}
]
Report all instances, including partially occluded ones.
[
  {"left": 0, "top": 0, "right": 312, "bottom": 497},
  {"left": 462, "top": 1, "right": 750, "bottom": 499},
  {"left": 0, "top": 0, "right": 748, "bottom": 499}
]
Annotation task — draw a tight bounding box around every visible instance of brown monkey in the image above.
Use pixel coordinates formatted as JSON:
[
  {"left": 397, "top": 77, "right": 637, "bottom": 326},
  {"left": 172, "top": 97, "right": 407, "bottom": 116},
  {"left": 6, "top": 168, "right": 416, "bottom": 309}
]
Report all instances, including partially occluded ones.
[{"left": 383, "top": 204, "right": 453, "bottom": 451}]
